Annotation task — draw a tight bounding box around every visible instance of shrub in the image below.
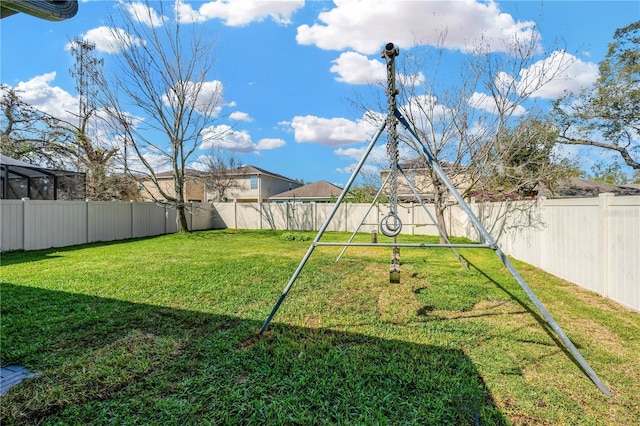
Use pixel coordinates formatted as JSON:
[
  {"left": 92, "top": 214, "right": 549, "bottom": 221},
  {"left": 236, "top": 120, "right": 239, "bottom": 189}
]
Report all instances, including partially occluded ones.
[{"left": 279, "top": 232, "right": 312, "bottom": 242}]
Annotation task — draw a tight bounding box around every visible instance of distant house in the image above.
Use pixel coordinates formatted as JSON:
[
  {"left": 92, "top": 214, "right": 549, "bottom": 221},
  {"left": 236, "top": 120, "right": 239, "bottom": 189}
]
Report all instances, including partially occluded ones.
[
  {"left": 140, "top": 165, "right": 302, "bottom": 203},
  {"left": 221, "top": 165, "right": 303, "bottom": 203},
  {"left": 269, "top": 180, "right": 344, "bottom": 203},
  {"left": 380, "top": 157, "right": 471, "bottom": 202},
  {"left": 140, "top": 169, "right": 208, "bottom": 203}
]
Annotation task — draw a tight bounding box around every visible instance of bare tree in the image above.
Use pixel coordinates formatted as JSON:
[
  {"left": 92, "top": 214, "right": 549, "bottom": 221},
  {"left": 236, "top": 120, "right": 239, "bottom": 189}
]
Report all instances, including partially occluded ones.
[
  {"left": 99, "top": 1, "right": 222, "bottom": 232},
  {"left": 200, "top": 149, "right": 246, "bottom": 202},
  {"left": 390, "top": 33, "right": 574, "bottom": 240}
]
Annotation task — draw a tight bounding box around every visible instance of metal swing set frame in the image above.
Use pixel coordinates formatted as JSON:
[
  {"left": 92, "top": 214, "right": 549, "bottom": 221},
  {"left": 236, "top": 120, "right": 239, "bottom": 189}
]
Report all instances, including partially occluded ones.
[{"left": 258, "top": 43, "right": 612, "bottom": 397}]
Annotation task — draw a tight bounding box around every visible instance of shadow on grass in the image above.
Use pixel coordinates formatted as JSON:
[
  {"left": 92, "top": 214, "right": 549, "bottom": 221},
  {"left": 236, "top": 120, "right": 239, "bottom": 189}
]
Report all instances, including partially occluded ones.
[
  {"left": 0, "top": 236, "right": 163, "bottom": 267},
  {"left": 1, "top": 283, "right": 506, "bottom": 425},
  {"left": 459, "top": 255, "right": 600, "bottom": 388}
]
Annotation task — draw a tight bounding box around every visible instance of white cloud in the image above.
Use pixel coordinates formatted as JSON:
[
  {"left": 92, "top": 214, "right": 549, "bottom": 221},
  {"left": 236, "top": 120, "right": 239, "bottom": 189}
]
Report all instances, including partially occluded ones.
[
  {"left": 174, "top": 0, "right": 207, "bottom": 23},
  {"left": 335, "top": 146, "right": 368, "bottom": 161},
  {"left": 13, "top": 72, "right": 77, "bottom": 123},
  {"left": 257, "top": 138, "right": 286, "bottom": 150},
  {"left": 229, "top": 111, "right": 253, "bottom": 122},
  {"left": 402, "top": 94, "right": 452, "bottom": 123},
  {"left": 330, "top": 51, "right": 425, "bottom": 86},
  {"left": 124, "top": 1, "right": 168, "bottom": 27},
  {"left": 486, "top": 51, "right": 599, "bottom": 100},
  {"left": 524, "top": 51, "right": 599, "bottom": 99},
  {"left": 176, "top": 0, "right": 304, "bottom": 26},
  {"left": 467, "top": 92, "right": 526, "bottom": 116},
  {"left": 77, "top": 26, "right": 144, "bottom": 54},
  {"left": 290, "top": 114, "right": 378, "bottom": 147},
  {"left": 335, "top": 163, "right": 380, "bottom": 176},
  {"left": 200, "top": 124, "right": 284, "bottom": 153},
  {"left": 330, "top": 51, "right": 385, "bottom": 84},
  {"left": 126, "top": 151, "right": 172, "bottom": 174},
  {"left": 296, "top": 0, "right": 540, "bottom": 54},
  {"left": 162, "top": 80, "right": 225, "bottom": 116}
]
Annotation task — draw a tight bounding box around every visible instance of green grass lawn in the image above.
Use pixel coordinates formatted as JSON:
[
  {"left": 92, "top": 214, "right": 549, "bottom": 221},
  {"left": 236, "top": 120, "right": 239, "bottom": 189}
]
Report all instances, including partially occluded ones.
[{"left": 1, "top": 229, "right": 638, "bottom": 425}]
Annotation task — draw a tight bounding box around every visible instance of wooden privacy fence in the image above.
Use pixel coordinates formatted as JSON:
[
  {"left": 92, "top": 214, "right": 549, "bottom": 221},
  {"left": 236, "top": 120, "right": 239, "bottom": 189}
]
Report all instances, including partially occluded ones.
[{"left": 1, "top": 195, "right": 638, "bottom": 312}]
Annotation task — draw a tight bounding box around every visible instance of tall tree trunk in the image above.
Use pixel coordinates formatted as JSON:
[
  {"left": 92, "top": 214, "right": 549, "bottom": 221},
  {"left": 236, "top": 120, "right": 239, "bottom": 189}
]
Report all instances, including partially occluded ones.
[
  {"left": 175, "top": 174, "right": 190, "bottom": 233},
  {"left": 177, "top": 203, "right": 189, "bottom": 233},
  {"left": 433, "top": 181, "right": 449, "bottom": 244}
]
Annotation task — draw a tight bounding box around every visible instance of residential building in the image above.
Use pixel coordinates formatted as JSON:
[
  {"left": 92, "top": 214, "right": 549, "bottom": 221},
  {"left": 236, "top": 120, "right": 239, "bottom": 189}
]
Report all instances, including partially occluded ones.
[
  {"left": 140, "top": 165, "right": 303, "bottom": 203},
  {"left": 380, "top": 157, "right": 471, "bottom": 202},
  {"left": 269, "top": 180, "right": 345, "bottom": 203},
  {"left": 140, "top": 169, "right": 208, "bottom": 203},
  {"left": 225, "top": 166, "right": 303, "bottom": 203}
]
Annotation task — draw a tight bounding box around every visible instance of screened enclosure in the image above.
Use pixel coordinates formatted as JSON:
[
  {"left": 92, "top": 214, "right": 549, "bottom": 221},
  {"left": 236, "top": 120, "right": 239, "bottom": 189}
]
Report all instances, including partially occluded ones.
[{"left": 0, "top": 155, "right": 85, "bottom": 200}]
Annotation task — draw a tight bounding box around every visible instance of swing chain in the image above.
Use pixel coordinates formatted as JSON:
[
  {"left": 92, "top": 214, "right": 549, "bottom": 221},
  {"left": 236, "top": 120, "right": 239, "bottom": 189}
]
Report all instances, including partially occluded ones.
[{"left": 382, "top": 43, "right": 401, "bottom": 234}]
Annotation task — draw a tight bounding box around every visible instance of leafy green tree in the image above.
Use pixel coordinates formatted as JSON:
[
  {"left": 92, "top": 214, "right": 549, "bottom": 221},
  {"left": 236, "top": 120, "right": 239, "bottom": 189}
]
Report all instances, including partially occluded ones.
[
  {"left": 591, "top": 161, "right": 629, "bottom": 185},
  {"left": 484, "top": 116, "right": 577, "bottom": 197},
  {"left": 553, "top": 21, "right": 640, "bottom": 170},
  {"left": 0, "top": 84, "right": 70, "bottom": 167}
]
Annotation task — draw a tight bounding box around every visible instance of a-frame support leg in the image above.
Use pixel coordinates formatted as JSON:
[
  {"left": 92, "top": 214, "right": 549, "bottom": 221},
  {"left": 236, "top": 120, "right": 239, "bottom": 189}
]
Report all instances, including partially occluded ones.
[
  {"left": 395, "top": 109, "right": 612, "bottom": 397},
  {"left": 259, "top": 121, "right": 386, "bottom": 334}
]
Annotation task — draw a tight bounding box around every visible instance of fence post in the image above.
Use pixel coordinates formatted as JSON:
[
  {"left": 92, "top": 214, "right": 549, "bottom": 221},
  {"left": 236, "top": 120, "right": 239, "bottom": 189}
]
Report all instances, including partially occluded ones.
[
  {"left": 600, "top": 193, "right": 613, "bottom": 298},
  {"left": 232, "top": 201, "right": 236, "bottom": 229},
  {"left": 22, "top": 197, "right": 28, "bottom": 251},
  {"left": 85, "top": 200, "right": 89, "bottom": 245},
  {"left": 130, "top": 201, "right": 134, "bottom": 238}
]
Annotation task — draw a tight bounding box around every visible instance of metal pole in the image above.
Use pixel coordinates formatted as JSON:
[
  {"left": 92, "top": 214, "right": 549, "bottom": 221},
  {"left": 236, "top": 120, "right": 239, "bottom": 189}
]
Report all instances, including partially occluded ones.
[
  {"left": 395, "top": 108, "right": 612, "bottom": 397},
  {"left": 259, "top": 120, "right": 387, "bottom": 334},
  {"left": 335, "top": 173, "right": 391, "bottom": 262},
  {"left": 397, "top": 166, "right": 469, "bottom": 271}
]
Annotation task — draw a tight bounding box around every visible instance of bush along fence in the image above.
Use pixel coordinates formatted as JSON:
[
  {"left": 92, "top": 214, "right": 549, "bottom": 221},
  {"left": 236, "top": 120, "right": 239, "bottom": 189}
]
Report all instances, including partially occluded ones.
[{"left": 1, "top": 195, "right": 638, "bottom": 312}]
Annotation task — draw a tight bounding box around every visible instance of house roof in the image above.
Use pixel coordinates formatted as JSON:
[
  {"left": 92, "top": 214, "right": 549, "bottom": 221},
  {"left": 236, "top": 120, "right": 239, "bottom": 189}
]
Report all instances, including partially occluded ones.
[
  {"left": 151, "top": 165, "right": 299, "bottom": 183},
  {"left": 230, "top": 165, "right": 300, "bottom": 183},
  {"left": 541, "top": 177, "right": 640, "bottom": 198},
  {"left": 382, "top": 157, "right": 465, "bottom": 173},
  {"left": 270, "top": 180, "right": 344, "bottom": 200},
  {"left": 153, "top": 168, "right": 205, "bottom": 179}
]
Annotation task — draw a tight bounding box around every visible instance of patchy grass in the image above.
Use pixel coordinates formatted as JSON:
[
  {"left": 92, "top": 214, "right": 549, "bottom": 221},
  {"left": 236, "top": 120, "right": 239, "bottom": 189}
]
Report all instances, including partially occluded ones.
[{"left": 1, "top": 229, "right": 638, "bottom": 425}]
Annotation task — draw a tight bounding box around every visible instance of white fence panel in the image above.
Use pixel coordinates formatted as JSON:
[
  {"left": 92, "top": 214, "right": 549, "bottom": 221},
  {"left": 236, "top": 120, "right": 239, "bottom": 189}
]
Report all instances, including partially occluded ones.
[
  {"left": 409, "top": 203, "right": 440, "bottom": 236},
  {"left": 212, "top": 203, "right": 235, "bottom": 229},
  {"left": 317, "top": 204, "right": 345, "bottom": 232},
  {"left": 0, "top": 200, "right": 24, "bottom": 252},
  {"left": 236, "top": 203, "right": 262, "bottom": 229},
  {"left": 190, "top": 203, "right": 215, "bottom": 231},
  {"left": 24, "top": 200, "right": 87, "bottom": 251},
  {"left": 605, "top": 196, "right": 640, "bottom": 311},
  {"left": 289, "top": 203, "right": 314, "bottom": 231},
  {"left": 89, "top": 202, "right": 133, "bottom": 243},
  {"left": 2, "top": 196, "right": 638, "bottom": 311},
  {"left": 262, "top": 203, "right": 288, "bottom": 230},
  {"left": 542, "top": 198, "right": 604, "bottom": 295},
  {"left": 132, "top": 202, "right": 167, "bottom": 238}
]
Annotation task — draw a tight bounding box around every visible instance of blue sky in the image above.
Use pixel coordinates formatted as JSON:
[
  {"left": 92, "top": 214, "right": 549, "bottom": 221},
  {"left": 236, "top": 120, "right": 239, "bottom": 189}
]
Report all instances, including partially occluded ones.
[{"left": 1, "top": 0, "right": 639, "bottom": 186}]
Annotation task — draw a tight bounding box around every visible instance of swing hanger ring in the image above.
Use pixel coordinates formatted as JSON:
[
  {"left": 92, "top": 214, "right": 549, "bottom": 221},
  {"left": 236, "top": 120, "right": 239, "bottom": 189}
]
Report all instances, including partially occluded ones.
[{"left": 380, "top": 212, "right": 402, "bottom": 237}]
